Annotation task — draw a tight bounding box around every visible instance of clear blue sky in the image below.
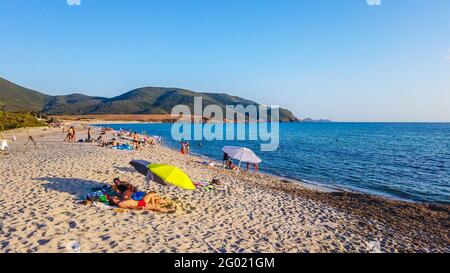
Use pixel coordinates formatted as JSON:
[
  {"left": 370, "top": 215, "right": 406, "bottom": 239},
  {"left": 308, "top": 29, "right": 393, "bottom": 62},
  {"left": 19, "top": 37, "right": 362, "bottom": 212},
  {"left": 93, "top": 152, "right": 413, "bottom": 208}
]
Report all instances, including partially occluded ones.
[{"left": 1, "top": 0, "right": 449, "bottom": 121}]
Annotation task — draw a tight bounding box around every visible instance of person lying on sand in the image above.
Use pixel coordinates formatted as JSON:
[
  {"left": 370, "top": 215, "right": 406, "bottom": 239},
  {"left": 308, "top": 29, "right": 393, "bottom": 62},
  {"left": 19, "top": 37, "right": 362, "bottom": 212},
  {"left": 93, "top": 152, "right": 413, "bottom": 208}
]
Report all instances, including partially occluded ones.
[{"left": 110, "top": 192, "right": 175, "bottom": 213}]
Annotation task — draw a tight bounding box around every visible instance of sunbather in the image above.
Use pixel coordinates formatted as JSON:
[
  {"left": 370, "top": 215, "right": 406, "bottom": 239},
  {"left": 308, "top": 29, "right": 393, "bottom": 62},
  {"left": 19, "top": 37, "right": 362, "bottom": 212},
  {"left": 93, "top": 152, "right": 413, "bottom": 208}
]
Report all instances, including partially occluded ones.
[{"left": 110, "top": 192, "right": 174, "bottom": 212}]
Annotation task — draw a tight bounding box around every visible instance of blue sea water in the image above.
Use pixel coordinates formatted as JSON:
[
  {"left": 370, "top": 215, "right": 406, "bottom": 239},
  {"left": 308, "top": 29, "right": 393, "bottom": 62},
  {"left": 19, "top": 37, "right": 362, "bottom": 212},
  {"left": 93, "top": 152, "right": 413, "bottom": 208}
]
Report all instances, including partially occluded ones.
[{"left": 102, "top": 122, "right": 450, "bottom": 204}]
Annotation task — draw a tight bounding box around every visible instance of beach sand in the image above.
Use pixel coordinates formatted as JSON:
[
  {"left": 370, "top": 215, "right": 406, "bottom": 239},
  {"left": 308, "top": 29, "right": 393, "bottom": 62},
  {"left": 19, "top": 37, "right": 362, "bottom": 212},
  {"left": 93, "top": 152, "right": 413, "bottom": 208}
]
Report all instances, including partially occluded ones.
[{"left": 0, "top": 125, "right": 448, "bottom": 253}]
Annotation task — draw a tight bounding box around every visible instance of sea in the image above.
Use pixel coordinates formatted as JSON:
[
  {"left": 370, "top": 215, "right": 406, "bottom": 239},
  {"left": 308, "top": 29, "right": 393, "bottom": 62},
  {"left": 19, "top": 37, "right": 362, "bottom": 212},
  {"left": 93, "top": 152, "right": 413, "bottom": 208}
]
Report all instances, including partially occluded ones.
[{"left": 100, "top": 122, "right": 450, "bottom": 204}]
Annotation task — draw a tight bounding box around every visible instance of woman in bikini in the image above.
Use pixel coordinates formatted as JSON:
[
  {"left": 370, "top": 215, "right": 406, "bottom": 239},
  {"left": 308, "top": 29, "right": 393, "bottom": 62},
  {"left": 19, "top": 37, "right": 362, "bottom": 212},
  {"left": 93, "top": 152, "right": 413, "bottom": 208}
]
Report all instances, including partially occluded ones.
[
  {"left": 111, "top": 178, "right": 174, "bottom": 212},
  {"left": 110, "top": 192, "right": 173, "bottom": 212}
]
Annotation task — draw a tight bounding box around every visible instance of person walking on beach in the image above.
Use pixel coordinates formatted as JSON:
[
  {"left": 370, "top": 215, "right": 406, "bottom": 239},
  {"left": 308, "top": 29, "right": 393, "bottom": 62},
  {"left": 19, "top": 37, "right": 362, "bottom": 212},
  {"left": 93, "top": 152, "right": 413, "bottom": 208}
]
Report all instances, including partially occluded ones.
[
  {"left": 64, "top": 126, "right": 73, "bottom": 142},
  {"left": 70, "top": 126, "right": 76, "bottom": 142}
]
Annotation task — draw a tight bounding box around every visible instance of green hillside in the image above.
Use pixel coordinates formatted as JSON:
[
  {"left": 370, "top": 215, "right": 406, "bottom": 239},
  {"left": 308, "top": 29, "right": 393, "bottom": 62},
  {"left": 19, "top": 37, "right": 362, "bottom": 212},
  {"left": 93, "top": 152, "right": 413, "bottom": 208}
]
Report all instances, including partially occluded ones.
[
  {"left": 0, "top": 78, "right": 50, "bottom": 112},
  {"left": 0, "top": 77, "right": 298, "bottom": 122}
]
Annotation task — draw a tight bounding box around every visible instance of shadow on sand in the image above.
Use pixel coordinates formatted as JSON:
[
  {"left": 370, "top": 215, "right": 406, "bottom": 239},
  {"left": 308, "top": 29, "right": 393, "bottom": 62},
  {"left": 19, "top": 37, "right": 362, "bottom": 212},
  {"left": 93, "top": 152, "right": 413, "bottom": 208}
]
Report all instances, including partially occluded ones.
[
  {"left": 114, "top": 166, "right": 138, "bottom": 173},
  {"left": 35, "top": 177, "right": 107, "bottom": 197}
]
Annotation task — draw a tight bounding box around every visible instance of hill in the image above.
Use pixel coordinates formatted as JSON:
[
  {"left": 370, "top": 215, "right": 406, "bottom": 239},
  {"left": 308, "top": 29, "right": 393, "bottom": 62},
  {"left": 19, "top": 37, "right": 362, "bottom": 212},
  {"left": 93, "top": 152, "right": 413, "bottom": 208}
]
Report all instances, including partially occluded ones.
[
  {"left": 0, "top": 77, "right": 298, "bottom": 122},
  {"left": 0, "top": 78, "right": 50, "bottom": 112}
]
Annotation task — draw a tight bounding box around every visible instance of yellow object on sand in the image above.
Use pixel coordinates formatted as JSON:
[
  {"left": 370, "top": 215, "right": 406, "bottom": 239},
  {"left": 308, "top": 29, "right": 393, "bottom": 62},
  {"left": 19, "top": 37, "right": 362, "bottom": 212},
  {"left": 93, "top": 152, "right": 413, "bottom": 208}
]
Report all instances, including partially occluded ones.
[{"left": 147, "top": 164, "right": 195, "bottom": 190}]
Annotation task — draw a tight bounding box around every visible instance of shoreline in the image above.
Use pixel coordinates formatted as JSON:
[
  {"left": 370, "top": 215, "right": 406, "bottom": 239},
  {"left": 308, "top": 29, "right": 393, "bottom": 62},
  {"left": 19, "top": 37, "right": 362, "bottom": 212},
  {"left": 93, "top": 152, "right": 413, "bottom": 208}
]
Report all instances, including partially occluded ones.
[
  {"left": 90, "top": 122, "right": 431, "bottom": 204},
  {"left": 1, "top": 123, "right": 448, "bottom": 253},
  {"left": 2, "top": 121, "right": 446, "bottom": 205}
]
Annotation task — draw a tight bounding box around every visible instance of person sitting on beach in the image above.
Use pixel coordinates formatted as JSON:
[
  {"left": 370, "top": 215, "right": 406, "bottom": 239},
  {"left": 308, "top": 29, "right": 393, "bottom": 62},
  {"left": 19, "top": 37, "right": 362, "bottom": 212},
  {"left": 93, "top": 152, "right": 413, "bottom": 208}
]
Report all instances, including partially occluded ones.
[
  {"left": 111, "top": 140, "right": 121, "bottom": 147},
  {"left": 225, "top": 160, "right": 238, "bottom": 170},
  {"left": 104, "top": 138, "right": 118, "bottom": 147},
  {"left": 112, "top": 177, "right": 137, "bottom": 200},
  {"left": 96, "top": 135, "right": 103, "bottom": 145},
  {"left": 147, "top": 138, "right": 155, "bottom": 146}
]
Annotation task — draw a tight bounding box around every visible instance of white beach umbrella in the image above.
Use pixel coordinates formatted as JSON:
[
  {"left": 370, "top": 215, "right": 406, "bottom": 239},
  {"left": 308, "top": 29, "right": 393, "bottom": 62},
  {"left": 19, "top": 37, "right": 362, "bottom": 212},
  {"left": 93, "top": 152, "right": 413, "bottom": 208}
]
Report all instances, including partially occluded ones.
[{"left": 222, "top": 146, "right": 262, "bottom": 176}]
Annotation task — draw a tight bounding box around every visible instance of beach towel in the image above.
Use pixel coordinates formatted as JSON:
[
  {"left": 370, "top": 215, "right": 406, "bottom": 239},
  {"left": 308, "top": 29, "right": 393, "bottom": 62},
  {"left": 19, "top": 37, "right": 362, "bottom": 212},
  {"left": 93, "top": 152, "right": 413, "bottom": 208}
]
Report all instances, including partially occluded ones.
[{"left": 112, "top": 144, "right": 134, "bottom": 151}]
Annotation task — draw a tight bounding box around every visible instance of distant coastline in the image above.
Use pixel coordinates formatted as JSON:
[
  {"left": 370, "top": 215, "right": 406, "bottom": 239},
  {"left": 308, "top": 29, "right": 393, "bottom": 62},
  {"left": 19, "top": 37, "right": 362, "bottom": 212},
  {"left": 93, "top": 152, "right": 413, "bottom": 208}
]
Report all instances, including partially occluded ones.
[{"left": 50, "top": 114, "right": 314, "bottom": 124}]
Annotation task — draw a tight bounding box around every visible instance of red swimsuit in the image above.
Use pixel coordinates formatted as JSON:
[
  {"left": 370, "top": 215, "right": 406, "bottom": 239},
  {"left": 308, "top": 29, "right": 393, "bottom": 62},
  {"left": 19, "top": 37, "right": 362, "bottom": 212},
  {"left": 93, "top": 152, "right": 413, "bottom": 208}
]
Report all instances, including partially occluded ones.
[{"left": 137, "top": 199, "right": 146, "bottom": 208}]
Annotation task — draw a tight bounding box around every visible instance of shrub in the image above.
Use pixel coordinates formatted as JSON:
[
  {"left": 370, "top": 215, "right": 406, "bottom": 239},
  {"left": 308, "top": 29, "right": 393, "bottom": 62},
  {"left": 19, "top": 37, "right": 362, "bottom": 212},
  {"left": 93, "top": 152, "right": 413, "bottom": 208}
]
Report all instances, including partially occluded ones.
[{"left": 0, "top": 111, "right": 47, "bottom": 132}]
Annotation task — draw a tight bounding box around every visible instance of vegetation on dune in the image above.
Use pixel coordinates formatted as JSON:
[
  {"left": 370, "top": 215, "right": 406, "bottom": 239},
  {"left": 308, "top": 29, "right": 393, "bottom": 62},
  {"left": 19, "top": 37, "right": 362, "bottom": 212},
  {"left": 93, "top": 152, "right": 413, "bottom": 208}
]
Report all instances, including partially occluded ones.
[{"left": 0, "top": 111, "right": 47, "bottom": 132}]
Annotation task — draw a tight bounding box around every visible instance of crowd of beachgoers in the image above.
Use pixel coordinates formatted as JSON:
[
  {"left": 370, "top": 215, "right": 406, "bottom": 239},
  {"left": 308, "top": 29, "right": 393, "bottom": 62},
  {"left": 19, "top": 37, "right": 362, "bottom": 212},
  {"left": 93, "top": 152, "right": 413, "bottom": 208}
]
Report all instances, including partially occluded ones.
[{"left": 0, "top": 123, "right": 448, "bottom": 253}]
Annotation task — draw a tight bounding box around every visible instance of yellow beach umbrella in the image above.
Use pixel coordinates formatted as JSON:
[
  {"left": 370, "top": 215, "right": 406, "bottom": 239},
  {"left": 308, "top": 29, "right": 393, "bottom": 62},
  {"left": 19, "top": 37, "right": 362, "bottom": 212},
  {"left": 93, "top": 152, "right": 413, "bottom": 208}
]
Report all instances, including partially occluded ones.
[{"left": 147, "top": 164, "right": 195, "bottom": 190}]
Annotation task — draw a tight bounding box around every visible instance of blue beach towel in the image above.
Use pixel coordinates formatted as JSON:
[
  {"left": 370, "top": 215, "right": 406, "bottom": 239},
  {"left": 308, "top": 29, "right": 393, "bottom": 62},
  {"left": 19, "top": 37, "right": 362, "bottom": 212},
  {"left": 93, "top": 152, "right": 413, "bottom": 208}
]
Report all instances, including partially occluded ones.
[{"left": 112, "top": 144, "right": 133, "bottom": 151}]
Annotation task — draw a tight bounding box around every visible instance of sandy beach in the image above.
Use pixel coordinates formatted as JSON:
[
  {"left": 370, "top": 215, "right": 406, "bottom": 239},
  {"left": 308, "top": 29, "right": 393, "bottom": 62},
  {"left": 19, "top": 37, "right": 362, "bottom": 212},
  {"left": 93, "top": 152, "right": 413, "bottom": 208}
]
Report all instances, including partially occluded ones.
[{"left": 0, "top": 124, "right": 448, "bottom": 253}]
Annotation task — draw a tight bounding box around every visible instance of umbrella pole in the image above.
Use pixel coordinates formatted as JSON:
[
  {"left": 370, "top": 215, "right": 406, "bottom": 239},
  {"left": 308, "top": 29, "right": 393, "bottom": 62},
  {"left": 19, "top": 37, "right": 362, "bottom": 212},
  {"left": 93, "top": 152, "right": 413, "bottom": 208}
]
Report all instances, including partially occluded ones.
[{"left": 236, "top": 153, "right": 244, "bottom": 178}]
